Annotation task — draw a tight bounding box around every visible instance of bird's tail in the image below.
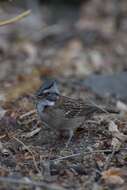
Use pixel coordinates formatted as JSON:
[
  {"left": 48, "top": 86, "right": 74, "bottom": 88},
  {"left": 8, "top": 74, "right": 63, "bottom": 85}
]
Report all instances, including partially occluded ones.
[
  {"left": 89, "top": 101, "right": 119, "bottom": 114},
  {"left": 105, "top": 107, "right": 119, "bottom": 114}
]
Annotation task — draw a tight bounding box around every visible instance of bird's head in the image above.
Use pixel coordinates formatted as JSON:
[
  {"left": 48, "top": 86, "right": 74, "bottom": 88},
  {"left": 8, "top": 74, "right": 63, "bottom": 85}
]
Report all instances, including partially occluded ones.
[{"left": 35, "top": 79, "right": 60, "bottom": 102}]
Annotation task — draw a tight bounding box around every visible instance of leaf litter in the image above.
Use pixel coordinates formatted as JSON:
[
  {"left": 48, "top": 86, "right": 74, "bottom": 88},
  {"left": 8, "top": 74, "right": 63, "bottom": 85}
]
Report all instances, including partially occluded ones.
[{"left": 0, "top": 1, "right": 127, "bottom": 190}]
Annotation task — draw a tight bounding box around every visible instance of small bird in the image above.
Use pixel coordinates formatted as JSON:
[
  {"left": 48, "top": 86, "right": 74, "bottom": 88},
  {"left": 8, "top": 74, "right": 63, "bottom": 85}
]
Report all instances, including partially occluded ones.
[{"left": 35, "top": 80, "right": 118, "bottom": 147}]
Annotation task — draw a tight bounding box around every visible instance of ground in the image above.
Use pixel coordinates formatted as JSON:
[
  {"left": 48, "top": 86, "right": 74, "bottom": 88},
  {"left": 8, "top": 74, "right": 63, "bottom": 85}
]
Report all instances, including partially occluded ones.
[{"left": 0, "top": 1, "right": 127, "bottom": 189}]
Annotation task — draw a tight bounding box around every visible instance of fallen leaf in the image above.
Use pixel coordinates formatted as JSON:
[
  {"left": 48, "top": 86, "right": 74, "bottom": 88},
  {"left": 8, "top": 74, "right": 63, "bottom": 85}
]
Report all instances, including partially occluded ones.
[
  {"left": 102, "top": 167, "right": 126, "bottom": 185},
  {"left": 111, "top": 137, "right": 121, "bottom": 151},
  {"left": 109, "top": 121, "right": 119, "bottom": 133},
  {"left": 117, "top": 101, "right": 127, "bottom": 112},
  {"left": 109, "top": 121, "right": 127, "bottom": 142}
]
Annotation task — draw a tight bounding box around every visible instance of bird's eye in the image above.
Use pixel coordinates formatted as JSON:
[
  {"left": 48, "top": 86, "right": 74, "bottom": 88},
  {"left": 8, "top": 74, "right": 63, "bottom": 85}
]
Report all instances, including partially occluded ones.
[
  {"left": 45, "top": 92, "right": 50, "bottom": 95},
  {"left": 36, "top": 90, "right": 49, "bottom": 97}
]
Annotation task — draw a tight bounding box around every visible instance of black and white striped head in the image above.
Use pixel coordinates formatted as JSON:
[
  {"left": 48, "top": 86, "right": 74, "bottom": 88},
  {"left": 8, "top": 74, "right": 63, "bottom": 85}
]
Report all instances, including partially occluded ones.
[{"left": 35, "top": 80, "right": 60, "bottom": 102}]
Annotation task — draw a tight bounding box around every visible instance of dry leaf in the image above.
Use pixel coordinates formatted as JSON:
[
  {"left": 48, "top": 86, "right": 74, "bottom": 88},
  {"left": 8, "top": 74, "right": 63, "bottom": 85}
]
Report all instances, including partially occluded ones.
[
  {"left": 109, "top": 121, "right": 119, "bottom": 133},
  {"left": 111, "top": 137, "right": 121, "bottom": 151},
  {"left": 117, "top": 101, "right": 127, "bottom": 112},
  {"left": 109, "top": 121, "right": 127, "bottom": 142},
  {"left": 102, "top": 167, "right": 126, "bottom": 185}
]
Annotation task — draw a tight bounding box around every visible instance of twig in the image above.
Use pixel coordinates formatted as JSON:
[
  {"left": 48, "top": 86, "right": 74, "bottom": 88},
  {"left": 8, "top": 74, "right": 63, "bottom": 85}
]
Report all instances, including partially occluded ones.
[
  {"left": 22, "top": 127, "right": 41, "bottom": 138},
  {"left": 18, "top": 109, "right": 37, "bottom": 125},
  {"left": 0, "top": 177, "right": 65, "bottom": 190},
  {"left": 52, "top": 149, "right": 113, "bottom": 162},
  {"left": 0, "top": 10, "right": 31, "bottom": 26},
  {"left": 13, "top": 137, "right": 41, "bottom": 174},
  {"left": 52, "top": 148, "right": 127, "bottom": 162},
  {"left": 19, "top": 109, "right": 36, "bottom": 120}
]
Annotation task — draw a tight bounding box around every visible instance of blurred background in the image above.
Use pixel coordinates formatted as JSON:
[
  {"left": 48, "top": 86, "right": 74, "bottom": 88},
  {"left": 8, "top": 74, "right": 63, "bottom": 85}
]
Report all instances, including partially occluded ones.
[
  {"left": 0, "top": 0, "right": 127, "bottom": 102},
  {"left": 1, "top": 2, "right": 127, "bottom": 187}
]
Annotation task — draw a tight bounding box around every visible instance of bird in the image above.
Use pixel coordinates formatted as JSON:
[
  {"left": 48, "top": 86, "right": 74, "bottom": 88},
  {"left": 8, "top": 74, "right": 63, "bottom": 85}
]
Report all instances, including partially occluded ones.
[{"left": 35, "top": 79, "right": 118, "bottom": 147}]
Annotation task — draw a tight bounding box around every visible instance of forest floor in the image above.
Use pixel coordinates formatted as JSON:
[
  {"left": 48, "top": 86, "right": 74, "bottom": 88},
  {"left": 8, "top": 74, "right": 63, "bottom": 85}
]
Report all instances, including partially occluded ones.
[{"left": 0, "top": 1, "right": 127, "bottom": 189}]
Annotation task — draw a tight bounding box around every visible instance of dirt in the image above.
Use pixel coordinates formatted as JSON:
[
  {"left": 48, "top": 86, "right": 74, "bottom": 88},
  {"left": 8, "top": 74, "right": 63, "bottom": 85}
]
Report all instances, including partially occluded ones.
[{"left": 0, "top": 1, "right": 127, "bottom": 190}]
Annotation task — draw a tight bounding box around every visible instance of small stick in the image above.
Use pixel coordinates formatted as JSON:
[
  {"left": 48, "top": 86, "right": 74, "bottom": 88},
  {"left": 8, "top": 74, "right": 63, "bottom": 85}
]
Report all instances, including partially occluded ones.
[
  {"left": 13, "top": 137, "right": 41, "bottom": 174},
  {"left": 52, "top": 148, "right": 127, "bottom": 162},
  {"left": 19, "top": 109, "right": 36, "bottom": 120},
  {"left": 22, "top": 128, "right": 41, "bottom": 138},
  {"left": 0, "top": 10, "right": 31, "bottom": 26},
  {"left": 52, "top": 149, "right": 113, "bottom": 162}
]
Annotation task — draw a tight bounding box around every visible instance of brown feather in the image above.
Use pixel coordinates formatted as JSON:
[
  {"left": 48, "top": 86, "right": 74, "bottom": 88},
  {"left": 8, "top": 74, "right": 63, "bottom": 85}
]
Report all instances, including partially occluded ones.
[{"left": 55, "top": 95, "right": 114, "bottom": 119}]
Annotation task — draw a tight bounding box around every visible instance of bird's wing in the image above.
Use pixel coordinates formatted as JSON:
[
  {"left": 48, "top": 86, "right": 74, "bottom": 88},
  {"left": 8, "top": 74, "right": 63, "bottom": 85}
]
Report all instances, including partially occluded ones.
[{"left": 56, "top": 96, "right": 102, "bottom": 118}]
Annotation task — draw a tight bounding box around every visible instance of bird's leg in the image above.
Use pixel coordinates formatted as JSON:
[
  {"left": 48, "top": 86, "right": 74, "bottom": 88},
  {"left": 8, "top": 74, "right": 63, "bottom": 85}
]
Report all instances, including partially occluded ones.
[{"left": 65, "top": 129, "right": 74, "bottom": 148}]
